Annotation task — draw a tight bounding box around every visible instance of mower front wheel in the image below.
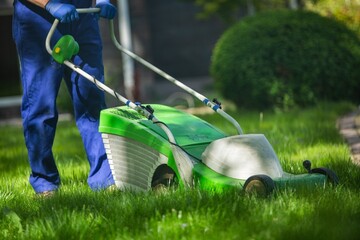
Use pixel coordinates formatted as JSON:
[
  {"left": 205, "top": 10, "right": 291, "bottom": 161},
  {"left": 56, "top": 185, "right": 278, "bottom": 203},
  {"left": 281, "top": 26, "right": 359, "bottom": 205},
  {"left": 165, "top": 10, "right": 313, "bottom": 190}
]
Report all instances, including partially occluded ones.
[
  {"left": 151, "top": 165, "right": 178, "bottom": 191},
  {"left": 243, "top": 174, "right": 275, "bottom": 197}
]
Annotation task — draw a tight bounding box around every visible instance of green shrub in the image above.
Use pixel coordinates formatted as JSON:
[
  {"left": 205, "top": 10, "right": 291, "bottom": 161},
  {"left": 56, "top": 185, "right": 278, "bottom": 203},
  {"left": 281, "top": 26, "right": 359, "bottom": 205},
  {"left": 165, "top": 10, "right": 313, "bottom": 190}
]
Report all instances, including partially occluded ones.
[{"left": 211, "top": 10, "right": 360, "bottom": 110}]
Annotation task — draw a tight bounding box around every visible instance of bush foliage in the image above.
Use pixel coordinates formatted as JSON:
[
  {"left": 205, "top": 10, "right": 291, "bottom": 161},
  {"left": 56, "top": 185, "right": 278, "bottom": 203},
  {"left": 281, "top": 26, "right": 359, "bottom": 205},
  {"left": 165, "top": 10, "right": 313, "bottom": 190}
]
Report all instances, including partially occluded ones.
[
  {"left": 211, "top": 10, "right": 360, "bottom": 109},
  {"left": 306, "top": 0, "right": 360, "bottom": 37}
]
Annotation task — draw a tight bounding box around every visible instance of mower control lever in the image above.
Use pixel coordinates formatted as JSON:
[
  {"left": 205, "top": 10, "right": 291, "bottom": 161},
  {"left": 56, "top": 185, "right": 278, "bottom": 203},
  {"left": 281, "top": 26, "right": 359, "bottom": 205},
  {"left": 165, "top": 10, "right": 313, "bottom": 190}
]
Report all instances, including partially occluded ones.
[
  {"left": 212, "top": 98, "right": 222, "bottom": 109},
  {"left": 145, "top": 105, "right": 154, "bottom": 114},
  {"left": 134, "top": 102, "right": 155, "bottom": 119}
]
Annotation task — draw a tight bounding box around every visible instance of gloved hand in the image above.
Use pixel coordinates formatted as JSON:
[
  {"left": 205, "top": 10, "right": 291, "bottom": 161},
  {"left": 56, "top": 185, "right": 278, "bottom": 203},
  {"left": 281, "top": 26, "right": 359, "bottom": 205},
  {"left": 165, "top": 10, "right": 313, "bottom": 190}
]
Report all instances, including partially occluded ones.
[
  {"left": 95, "top": 0, "right": 117, "bottom": 19},
  {"left": 45, "top": 0, "right": 79, "bottom": 23}
]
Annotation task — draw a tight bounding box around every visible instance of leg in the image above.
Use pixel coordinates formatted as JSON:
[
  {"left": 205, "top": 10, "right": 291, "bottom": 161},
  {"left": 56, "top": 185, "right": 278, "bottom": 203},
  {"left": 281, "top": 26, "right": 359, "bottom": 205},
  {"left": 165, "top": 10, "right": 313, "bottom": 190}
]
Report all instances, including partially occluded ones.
[
  {"left": 12, "top": 2, "right": 63, "bottom": 193},
  {"left": 64, "top": 13, "right": 114, "bottom": 190}
]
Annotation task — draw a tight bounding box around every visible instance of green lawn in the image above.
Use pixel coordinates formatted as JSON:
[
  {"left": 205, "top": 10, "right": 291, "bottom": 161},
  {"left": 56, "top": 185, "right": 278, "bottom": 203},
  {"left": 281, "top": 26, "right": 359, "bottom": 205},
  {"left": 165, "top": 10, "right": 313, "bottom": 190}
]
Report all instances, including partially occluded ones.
[{"left": 1, "top": 102, "right": 360, "bottom": 239}]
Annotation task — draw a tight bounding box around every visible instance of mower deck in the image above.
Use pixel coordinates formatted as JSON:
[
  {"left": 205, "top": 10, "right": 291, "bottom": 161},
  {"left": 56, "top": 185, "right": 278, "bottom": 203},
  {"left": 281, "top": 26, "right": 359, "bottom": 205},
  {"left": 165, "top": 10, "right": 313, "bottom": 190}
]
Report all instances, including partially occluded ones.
[{"left": 99, "top": 104, "right": 329, "bottom": 194}]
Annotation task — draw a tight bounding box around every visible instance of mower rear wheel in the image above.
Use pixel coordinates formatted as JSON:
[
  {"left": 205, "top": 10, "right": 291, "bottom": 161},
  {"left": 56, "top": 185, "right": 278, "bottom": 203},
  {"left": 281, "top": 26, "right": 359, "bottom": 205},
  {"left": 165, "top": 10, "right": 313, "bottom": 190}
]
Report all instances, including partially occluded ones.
[
  {"left": 311, "top": 167, "right": 339, "bottom": 186},
  {"left": 243, "top": 175, "right": 275, "bottom": 197},
  {"left": 151, "top": 165, "right": 178, "bottom": 191}
]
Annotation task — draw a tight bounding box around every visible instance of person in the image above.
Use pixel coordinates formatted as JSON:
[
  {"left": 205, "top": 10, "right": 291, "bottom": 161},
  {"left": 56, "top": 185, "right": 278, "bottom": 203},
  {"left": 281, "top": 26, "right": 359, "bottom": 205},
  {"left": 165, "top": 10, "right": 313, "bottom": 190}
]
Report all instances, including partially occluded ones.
[{"left": 12, "top": 0, "right": 117, "bottom": 195}]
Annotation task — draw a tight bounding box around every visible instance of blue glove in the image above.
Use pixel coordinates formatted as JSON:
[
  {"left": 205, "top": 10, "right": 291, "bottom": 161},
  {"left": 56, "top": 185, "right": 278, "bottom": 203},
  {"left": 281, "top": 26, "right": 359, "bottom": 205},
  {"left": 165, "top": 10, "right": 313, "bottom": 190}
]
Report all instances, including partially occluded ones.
[
  {"left": 95, "top": 0, "right": 117, "bottom": 19},
  {"left": 45, "top": 0, "right": 79, "bottom": 23}
]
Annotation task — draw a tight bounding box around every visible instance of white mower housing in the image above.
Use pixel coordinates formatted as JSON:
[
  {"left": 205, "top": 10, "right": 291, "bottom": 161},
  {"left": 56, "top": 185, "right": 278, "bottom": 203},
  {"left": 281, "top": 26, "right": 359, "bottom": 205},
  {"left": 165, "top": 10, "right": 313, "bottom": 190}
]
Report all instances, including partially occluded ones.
[{"left": 202, "top": 134, "right": 284, "bottom": 180}]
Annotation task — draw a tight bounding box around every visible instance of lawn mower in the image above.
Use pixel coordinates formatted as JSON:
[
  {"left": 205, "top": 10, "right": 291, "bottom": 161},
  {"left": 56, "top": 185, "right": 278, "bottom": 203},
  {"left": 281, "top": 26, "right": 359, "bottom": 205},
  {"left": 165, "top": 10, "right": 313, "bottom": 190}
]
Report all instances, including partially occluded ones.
[{"left": 46, "top": 8, "right": 339, "bottom": 196}]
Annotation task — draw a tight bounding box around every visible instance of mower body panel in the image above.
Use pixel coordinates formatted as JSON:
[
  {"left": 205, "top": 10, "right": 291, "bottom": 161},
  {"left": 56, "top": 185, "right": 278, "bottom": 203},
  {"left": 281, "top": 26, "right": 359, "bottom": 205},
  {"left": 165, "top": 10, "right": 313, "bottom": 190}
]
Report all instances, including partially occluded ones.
[{"left": 193, "top": 163, "right": 327, "bottom": 192}]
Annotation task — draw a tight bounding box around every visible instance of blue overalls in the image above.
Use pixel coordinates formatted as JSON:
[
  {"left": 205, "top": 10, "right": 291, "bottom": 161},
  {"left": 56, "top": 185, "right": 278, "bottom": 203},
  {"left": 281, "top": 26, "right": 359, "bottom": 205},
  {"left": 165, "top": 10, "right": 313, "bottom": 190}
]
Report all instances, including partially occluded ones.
[{"left": 12, "top": 0, "right": 114, "bottom": 193}]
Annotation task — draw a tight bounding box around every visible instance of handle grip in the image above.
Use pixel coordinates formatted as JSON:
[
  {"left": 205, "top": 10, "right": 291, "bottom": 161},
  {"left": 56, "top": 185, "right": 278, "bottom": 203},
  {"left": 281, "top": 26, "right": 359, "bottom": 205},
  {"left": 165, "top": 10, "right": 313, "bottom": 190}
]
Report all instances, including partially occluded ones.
[{"left": 45, "top": 8, "right": 100, "bottom": 55}]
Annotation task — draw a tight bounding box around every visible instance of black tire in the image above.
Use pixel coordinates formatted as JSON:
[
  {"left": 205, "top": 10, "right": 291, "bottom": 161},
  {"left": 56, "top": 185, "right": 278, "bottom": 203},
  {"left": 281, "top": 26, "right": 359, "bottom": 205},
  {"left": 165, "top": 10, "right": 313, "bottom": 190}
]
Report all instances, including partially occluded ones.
[
  {"left": 311, "top": 167, "right": 339, "bottom": 186},
  {"left": 151, "top": 165, "right": 178, "bottom": 191},
  {"left": 243, "top": 174, "right": 275, "bottom": 197}
]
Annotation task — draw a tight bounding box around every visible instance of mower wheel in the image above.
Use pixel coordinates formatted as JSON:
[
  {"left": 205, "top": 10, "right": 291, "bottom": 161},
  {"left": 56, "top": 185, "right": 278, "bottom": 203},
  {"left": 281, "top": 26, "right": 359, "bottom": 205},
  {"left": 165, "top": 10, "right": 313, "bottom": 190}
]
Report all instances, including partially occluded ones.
[
  {"left": 311, "top": 167, "right": 339, "bottom": 186},
  {"left": 151, "top": 165, "right": 178, "bottom": 191},
  {"left": 243, "top": 174, "right": 275, "bottom": 197}
]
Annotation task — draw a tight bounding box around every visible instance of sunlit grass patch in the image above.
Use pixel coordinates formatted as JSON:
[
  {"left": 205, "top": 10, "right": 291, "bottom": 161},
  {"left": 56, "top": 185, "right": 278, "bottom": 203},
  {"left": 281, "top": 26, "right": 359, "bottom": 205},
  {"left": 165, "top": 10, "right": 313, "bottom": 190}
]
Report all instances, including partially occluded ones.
[{"left": 0, "top": 101, "right": 359, "bottom": 239}]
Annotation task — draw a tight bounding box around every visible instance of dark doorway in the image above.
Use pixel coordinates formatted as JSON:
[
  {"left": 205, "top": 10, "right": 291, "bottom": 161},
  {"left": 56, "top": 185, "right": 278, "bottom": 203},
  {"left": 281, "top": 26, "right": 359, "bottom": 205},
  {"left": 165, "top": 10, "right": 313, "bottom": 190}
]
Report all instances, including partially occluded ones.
[
  {"left": 145, "top": 0, "right": 227, "bottom": 80},
  {"left": 0, "top": 15, "right": 21, "bottom": 97}
]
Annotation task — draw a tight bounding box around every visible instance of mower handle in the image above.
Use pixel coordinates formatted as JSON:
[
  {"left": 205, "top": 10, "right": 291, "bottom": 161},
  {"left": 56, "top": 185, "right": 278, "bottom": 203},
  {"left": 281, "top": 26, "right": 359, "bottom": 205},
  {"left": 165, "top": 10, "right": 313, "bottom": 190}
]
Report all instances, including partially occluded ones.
[
  {"left": 76, "top": 8, "right": 100, "bottom": 14},
  {"left": 45, "top": 7, "right": 243, "bottom": 135},
  {"left": 109, "top": 21, "right": 244, "bottom": 134},
  {"left": 45, "top": 8, "right": 100, "bottom": 54},
  {"left": 45, "top": 8, "right": 178, "bottom": 141},
  {"left": 45, "top": 8, "right": 156, "bottom": 121}
]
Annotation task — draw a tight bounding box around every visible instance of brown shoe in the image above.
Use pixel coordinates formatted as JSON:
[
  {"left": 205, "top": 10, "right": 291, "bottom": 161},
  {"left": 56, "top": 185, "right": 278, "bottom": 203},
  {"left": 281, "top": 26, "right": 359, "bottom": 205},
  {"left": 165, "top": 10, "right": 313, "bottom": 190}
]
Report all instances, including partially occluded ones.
[
  {"left": 106, "top": 184, "right": 118, "bottom": 192},
  {"left": 36, "top": 190, "right": 56, "bottom": 198}
]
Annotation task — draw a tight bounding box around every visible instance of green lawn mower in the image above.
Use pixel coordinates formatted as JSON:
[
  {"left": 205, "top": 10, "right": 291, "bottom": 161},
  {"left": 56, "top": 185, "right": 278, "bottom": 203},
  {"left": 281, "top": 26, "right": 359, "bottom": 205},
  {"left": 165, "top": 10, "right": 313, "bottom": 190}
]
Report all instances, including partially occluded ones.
[{"left": 47, "top": 8, "right": 339, "bottom": 196}]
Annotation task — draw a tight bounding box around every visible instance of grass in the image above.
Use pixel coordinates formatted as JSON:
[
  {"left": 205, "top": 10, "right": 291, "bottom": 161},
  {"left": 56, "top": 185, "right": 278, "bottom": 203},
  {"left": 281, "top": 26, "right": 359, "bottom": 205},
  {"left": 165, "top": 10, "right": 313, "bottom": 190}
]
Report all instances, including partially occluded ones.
[{"left": 1, "top": 101, "right": 360, "bottom": 239}]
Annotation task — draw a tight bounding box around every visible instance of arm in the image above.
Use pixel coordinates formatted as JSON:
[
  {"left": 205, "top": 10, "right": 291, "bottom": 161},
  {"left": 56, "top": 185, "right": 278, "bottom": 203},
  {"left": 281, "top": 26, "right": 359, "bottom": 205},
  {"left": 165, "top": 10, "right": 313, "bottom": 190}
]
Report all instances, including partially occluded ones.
[{"left": 26, "top": 0, "right": 49, "bottom": 8}]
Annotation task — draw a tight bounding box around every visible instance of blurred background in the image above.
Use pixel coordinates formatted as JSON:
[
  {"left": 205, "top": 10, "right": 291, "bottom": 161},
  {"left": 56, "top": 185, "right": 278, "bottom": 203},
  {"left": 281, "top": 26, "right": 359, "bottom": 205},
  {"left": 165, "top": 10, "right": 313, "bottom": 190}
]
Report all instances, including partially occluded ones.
[{"left": 1, "top": 0, "right": 359, "bottom": 119}]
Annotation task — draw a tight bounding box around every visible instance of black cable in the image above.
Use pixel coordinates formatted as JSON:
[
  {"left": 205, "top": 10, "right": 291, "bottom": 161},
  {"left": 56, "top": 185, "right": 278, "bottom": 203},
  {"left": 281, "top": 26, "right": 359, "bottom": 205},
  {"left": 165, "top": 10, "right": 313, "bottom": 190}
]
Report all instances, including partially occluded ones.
[{"left": 92, "top": 75, "right": 103, "bottom": 91}]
